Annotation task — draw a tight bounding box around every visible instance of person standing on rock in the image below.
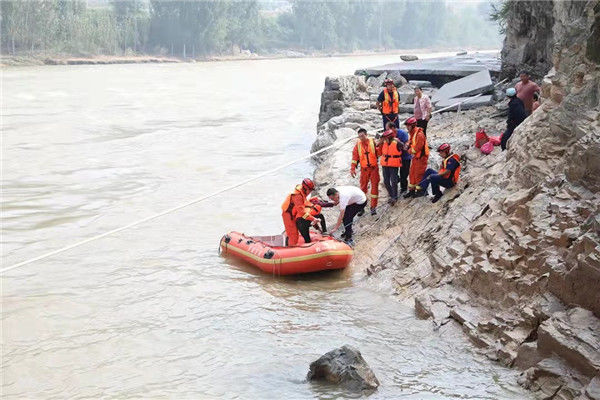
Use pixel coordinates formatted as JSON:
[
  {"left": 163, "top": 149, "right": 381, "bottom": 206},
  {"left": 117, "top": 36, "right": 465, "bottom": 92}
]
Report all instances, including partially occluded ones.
[
  {"left": 501, "top": 88, "right": 528, "bottom": 151},
  {"left": 379, "top": 124, "right": 403, "bottom": 206},
  {"left": 326, "top": 186, "right": 367, "bottom": 246},
  {"left": 281, "top": 178, "right": 314, "bottom": 246},
  {"left": 515, "top": 70, "right": 540, "bottom": 115},
  {"left": 351, "top": 128, "right": 380, "bottom": 216},
  {"left": 403, "top": 117, "right": 430, "bottom": 198},
  {"left": 376, "top": 79, "right": 399, "bottom": 130},
  {"left": 414, "top": 143, "right": 461, "bottom": 203},
  {"left": 395, "top": 125, "right": 412, "bottom": 194},
  {"left": 413, "top": 86, "right": 432, "bottom": 134}
]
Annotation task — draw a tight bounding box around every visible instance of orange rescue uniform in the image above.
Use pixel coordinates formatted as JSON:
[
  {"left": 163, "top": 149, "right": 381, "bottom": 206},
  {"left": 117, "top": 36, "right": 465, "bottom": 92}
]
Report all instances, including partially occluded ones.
[
  {"left": 351, "top": 138, "right": 380, "bottom": 209},
  {"left": 408, "top": 126, "right": 429, "bottom": 191},
  {"left": 281, "top": 184, "right": 307, "bottom": 246}
]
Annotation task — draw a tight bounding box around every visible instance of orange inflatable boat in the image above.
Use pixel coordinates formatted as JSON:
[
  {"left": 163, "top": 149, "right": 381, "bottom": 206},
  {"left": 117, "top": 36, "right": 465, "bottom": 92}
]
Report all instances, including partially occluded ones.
[{"left": 219, "top": 231, "right": 353, "bottom": 275}]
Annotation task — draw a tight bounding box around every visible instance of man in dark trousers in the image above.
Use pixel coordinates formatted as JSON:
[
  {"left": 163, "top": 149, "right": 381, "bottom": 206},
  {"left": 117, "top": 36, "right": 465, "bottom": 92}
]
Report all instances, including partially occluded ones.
[
  {"left": 394, "top": 123, "right": 412, "bottom": 193},
  {"left": 501, "top": 87, "right": 528, "bottom": 151},
  {"left": 414, "top": 143, "right": 461, "bottom": 203},
  {"left": 327, "top": 186, "right": 367, "bottom": 246},
  {"left": 376, "top": 79, "right": 399, "bottom": 130}
]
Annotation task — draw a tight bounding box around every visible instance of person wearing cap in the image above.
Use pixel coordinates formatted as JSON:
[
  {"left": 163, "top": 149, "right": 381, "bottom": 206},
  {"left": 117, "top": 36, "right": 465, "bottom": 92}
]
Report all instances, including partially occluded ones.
[
  {"left": 414, "top": 143, "right": 461, "bottom": 203},
  {"left": 281, "top": 178, "right": 314, "bottom": 246},
  {"left": 515, "top": 70, "right": 540, "bottom": 115},
  {"left": 413, "top": 86, "right": 432, "bottom": 134},
  {"left": 502, "top": 87, "right": 527, "bottom": 151},
  {"left": 327, "top": 186, "right": 367, "bottom": 246},
  {"left": 376, "top": 78, "right": 400, "bottom": 130},
  {"left": 351, "top": 128, "right": 381, "bottom": 216},
  {"left": 378, "top": 123, "right": 403, "bottom": 205},
  {"left": 403, "top": 117, "right": 429, "bottom": 198}
]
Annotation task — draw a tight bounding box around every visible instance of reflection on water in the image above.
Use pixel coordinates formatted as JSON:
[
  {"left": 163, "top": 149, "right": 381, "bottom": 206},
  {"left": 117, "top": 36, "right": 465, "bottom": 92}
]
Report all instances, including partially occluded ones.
[{"left": 2, "top": 54, "right": 530, "bottom": 398}]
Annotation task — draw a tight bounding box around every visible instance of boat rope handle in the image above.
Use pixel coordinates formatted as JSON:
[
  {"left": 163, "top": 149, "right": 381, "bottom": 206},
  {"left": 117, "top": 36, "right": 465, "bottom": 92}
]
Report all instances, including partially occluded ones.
[{"left": 2, "top": 135, "right": 354, "bottom": 274}]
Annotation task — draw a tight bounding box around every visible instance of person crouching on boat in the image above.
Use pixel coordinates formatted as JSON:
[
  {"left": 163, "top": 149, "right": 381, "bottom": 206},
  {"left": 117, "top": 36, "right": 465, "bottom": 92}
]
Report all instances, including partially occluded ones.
[
  {"left": 295, "top": 198, "right": 328, "bottom": 244},
  {"left": 281, "top": 178, "right": 315, "bottom": 246}
]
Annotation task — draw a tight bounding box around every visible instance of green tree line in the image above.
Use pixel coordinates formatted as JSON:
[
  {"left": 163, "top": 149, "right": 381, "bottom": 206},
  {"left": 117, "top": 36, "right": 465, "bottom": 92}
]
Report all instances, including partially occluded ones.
[{"left": 1, "top": 0, "right": 502, "bottom": 57}]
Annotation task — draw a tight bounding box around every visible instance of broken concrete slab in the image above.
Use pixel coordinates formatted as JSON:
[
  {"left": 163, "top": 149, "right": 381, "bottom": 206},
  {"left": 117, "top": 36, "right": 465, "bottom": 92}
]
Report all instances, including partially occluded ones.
[
  {"left": 356, "top": 53, "right": 501, "bottom": 86},
  {"left": 409, "top": 80, "right": 433, "bottom": 88},
  {"left": 432, "top": 69, "right": 494, "bottom": 104},
  {"left": 434, "top": 95, "right": 494, "bottom": 111}
]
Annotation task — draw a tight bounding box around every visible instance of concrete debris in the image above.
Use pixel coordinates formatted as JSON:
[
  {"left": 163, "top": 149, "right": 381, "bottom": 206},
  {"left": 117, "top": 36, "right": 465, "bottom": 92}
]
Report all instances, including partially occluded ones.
[
  {"left": 432, "top": 69, "right": 494, "bottom": 104},
  {"left": 357, "top": 53, "right": 501, "bottom": 86},
  {"left": 434, "top": 95, "right": 494, "bottom": 111}
]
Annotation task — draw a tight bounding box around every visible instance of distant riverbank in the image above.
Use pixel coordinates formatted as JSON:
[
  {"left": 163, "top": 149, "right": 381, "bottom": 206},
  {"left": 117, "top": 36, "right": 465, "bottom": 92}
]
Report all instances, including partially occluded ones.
[{"left": 1, "top": 47, "right": 496, "bottom": 67}]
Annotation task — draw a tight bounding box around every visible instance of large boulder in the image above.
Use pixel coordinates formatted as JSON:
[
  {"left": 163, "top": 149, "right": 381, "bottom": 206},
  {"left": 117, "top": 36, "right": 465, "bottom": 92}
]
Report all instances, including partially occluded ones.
[{"left": 307, "top": 345, "right": 380, "bottom": 392}]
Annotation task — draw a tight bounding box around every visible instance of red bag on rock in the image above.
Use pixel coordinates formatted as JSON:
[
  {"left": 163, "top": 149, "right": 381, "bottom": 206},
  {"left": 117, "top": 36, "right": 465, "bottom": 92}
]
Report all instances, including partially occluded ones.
[
  {"left": 488, "top": 135, "right": 501, "bottom": 146},
  {"left": 480, "top": 141, "right": 494, "bottom": 154},
  {"left": 475, "top": 129, "right": 488, "bottom": 148}
]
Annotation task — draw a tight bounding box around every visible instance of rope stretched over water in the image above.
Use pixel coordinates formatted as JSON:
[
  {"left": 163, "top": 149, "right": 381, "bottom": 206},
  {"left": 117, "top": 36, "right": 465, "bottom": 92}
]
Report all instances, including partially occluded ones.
[
  {"left": 3, "top": 78, "right": 508, "bottom": 274},
  {"left": 1, "top": 136, "right": 354, "bottom": 274}
]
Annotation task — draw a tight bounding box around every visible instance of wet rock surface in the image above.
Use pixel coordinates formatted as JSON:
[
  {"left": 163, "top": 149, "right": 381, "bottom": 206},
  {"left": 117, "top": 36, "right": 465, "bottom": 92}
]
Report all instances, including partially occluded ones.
[
  {"left": 311, "top": 1, "right": 599, "bottom": 396},
  {"left": 307, "top": 345, "right": 380, "bottom": 392}
]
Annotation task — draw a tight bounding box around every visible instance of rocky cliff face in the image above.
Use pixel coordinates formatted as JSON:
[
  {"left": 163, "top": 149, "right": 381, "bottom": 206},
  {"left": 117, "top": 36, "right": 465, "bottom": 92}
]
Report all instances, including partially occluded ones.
[
  {"left": 500, "top": 0, "right": 556, "bottom": 79},
  {"left": 311, "top": 1, "right": 599, "bottom": 397}
]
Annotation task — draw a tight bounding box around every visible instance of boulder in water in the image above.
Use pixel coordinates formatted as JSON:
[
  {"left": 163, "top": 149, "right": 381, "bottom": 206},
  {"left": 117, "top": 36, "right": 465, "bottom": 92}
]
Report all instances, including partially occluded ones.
[
  {"left": 307, "top": 345, "right": 380, "bottom": 392},
  {"left": 400, "top": 55, "right": 419, "bottom": 61}
]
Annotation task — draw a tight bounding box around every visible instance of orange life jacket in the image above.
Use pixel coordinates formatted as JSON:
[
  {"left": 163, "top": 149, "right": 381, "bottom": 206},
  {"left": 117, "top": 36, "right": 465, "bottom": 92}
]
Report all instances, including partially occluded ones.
[
  {"left": 410, "top": 127, "right": 430, "bottom": 158},
  {"left": 380, "top": 138, "right": 402, "bottom": 167},
  {"left": 281, "top": 184, "right": 306, "bottom": 215},
  {"left": 382, "top": 88, "right": 399, "bottom": 114},
  {"left": 300, "top": 201, "right": 322, "bottom": 221},
  {"left": 357, "top": 138, "right": 378, "bottom": 168},
  {"left": 440, "top": 154, "right": 461, "bottom": 184}
]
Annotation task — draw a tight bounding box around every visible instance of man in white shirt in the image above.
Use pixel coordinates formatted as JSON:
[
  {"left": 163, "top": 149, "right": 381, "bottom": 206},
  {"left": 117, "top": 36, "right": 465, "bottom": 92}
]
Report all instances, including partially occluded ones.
[{"left": 326, "top": 186, "right": 367, "bottom": 245}]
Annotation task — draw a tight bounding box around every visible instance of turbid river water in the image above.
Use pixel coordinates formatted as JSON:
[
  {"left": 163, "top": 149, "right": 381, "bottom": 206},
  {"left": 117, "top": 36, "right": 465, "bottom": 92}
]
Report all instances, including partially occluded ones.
[{"left": 2, "top": 53, "right": 531, "bottom": 399}]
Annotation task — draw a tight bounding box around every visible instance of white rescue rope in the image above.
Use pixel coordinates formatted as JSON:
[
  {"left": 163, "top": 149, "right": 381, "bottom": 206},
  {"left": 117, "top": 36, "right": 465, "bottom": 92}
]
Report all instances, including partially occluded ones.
[{"left": 1, "top": 136, "right": 354, "bottom": 274}]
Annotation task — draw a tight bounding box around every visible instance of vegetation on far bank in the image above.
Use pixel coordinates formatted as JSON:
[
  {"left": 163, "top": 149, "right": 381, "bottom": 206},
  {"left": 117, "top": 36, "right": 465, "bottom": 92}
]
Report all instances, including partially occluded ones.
[{"left": 1, "top": 0, "right": 503, "bottom": 59}]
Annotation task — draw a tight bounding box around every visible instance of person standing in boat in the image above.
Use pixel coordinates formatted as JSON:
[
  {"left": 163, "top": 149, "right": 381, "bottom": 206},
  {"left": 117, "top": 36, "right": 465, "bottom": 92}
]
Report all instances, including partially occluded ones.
[
  {"left": 326, "top": 186, "right": 367, "bottom": 246},
  {"left": 281, "top": 178, "right": 314, "bottom": 246}
]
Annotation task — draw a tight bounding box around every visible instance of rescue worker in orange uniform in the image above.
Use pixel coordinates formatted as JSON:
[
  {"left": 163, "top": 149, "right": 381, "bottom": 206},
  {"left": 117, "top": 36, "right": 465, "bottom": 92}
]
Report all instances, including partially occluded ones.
[
  {"left": 414, "top": 143, "right": 461, "bottom": 203},
  {"left": 376, "top": 78, "right": 399, "bottom": 130},
  {"left": 281, "top": 178, "right": 314, "bottom": 246},
  {"left": 295, "top": 198, "right": 327, "bottom": 244},
  {"left": 378, "top": 126, "right": 403, "bottom": 205},
  {"left": 351, "top": 127, "right": 380, "bottom": 216},
  {"left": 403, "top": 117, "right": 429, "bottom": 198}
]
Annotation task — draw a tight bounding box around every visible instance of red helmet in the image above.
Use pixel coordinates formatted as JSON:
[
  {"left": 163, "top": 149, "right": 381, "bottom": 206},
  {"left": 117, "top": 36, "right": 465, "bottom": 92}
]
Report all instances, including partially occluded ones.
[
  {"left": 437, "top": 143, "right": 451, "bottom": 152},
  {"left": 382, "top": 129, "right": 395, "bottom": 138},
  {"left": 302, "top": 178, "right": 315, "bottom": 191},
  {"left": 404, "top": 117, "right": 417, "bottom": 126}
]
